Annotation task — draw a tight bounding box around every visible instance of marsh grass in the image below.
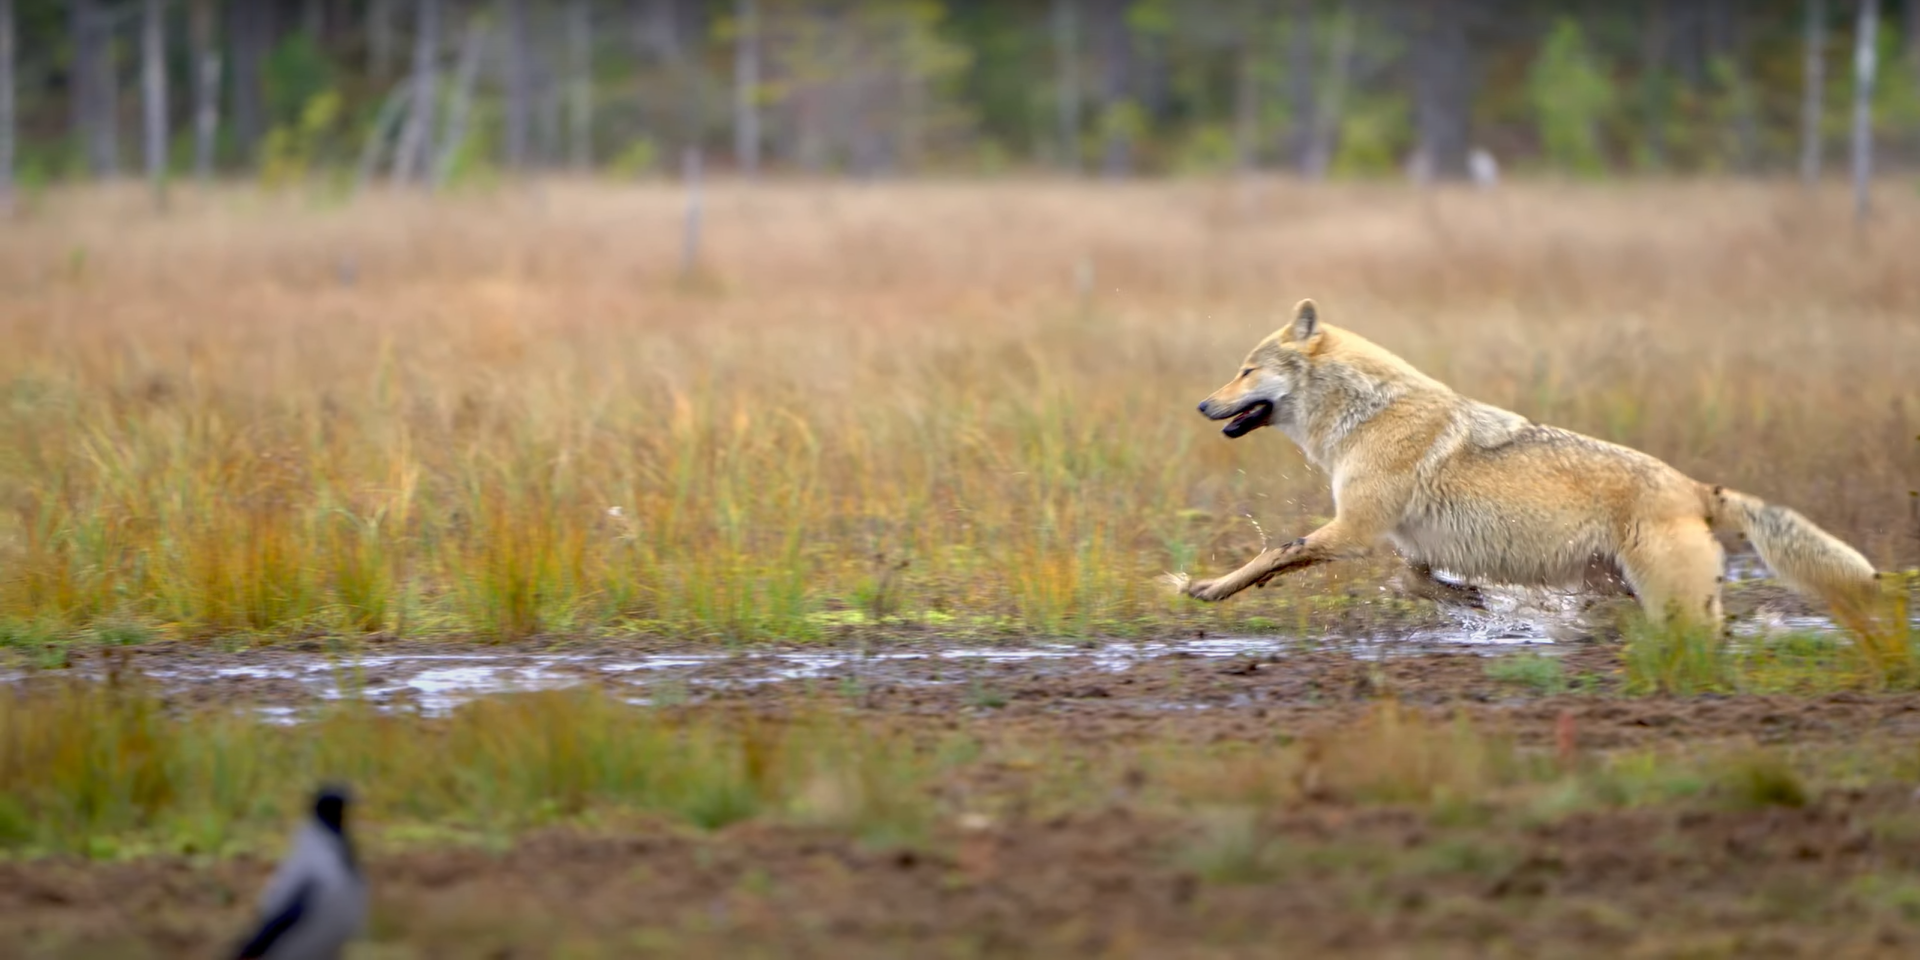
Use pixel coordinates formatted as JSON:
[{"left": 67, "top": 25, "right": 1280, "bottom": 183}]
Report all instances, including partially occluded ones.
[
  {"left": 0, "top": 181, "right": 1914, "bottom": 646},
  {"left": 0, "top": 678, "right": 954, "bottom": 858},
  {"left": 1627, "top": 572, "right": 1920, "bottom": 695},
  {"left": 1178, "top": 806, "right": 1293, "bottom": 885},
  {"left": 3, "top": 678, "right": 1911, "bottom": 863},
  {"left": 1624, "top": 619, "right": 1736, "bottom": 695},
  {"left": 1484, "top": 652, "right": 1567, "bottom": 695}
]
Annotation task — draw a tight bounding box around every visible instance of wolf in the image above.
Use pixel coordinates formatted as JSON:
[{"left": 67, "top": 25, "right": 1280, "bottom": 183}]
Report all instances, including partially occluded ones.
[{"left": 1173, "top": 299, "right": 1882, "bottom": 634}]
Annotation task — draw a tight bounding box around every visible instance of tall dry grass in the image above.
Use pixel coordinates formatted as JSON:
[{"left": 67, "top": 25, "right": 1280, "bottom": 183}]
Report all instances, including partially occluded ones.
[{"left": 0, "top": 179, "right": 1915, "bottom": 642}]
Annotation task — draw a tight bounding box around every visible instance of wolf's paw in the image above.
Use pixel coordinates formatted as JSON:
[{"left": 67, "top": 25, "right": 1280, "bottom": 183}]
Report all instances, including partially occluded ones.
[
  {"left": 1393, "top": 570, "right": 1486, "bottom": 610},
  {"left": 1170, "top": 573, "right": 1233, "bottom": 603},
  {"left": 1162, "top": 572, "right": 1220, "bottom": 601},
  {"left": 1439, "top": 584, "right": 1488, "bottom": 610}
]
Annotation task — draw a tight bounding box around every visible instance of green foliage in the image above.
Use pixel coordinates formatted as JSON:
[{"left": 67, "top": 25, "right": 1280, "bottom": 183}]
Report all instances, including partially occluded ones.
[
  {"left": 264, "top": 33, "right": 337, "bottom": 129},
  {"left": 260, "top": 91, "right": 345, "bottom": 188},
  {"left": 1331, "top": 94, "right": 1410, "bottom": 177},
  {"left": 1171, "top": 123, "right": 1236, "bottom": 175},
  {"left": 747, "top": 0, "right": 975, "bottom": 171},
  {"left": 1874, "top": 36, "right": 1920, "bottom": 150},
  {"left": 1096, "top": 100, "right": 1149, "bottom": 157},
  {"left": 1703, "top": 57, "right": 1760, "bottom": 172},
  {"left": 0, "top": 618, "right": 59, "bottom": 648},
  {"left": 14, "top": 1, "right": 1915, "bottom": 178},
  {"left": 945, "top": 2, "right": 1046, "bottom": 163},
  {"left": 1528, "top": 18, "right": 1613, "bottom": 175},
  {"left": 10, "top": 147, "right": 59, "bottom": 207},
  {"left": 607, "top": 137, "right": 662, "bottom": 179},
  {"left": 1126, "top": 0, "right": 1178, "bottom": 39},
  {"left": 1629, "top": 70, "right": 1676, "bottom": 172},
  {"left": 436, "top": 102, "right": 502, "bottom": 190}
]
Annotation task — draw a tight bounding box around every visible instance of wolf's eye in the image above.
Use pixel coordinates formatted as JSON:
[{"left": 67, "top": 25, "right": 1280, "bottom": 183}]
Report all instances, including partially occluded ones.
[{"left": 1240, "top": 368, "right": 1253, "bottom": 378}]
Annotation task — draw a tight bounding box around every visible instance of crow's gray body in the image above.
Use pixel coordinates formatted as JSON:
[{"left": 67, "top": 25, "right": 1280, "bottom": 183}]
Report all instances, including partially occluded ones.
[{"left": 234, "top": 789, "right": 367, "bottom": 960}]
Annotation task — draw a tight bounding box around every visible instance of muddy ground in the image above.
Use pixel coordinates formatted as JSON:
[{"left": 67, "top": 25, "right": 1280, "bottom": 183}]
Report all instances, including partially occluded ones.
[
  {"left": 21, "top": 616, "right": 1920, "bottom": 753},
  {"left": 10, "top": 785, "right": 1920, "bottom": 959},
  {"left": 10, "top": 585, "right": 1920, "bottom": 958}
]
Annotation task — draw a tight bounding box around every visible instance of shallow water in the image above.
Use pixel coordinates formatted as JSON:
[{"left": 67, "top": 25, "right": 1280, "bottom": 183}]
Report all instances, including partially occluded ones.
[
  {"left": 13, "top": 571, "right": 1875, "bottom": 721},
  {"left": 124, "top": 594, "right": 1596, "bottom": 719}
]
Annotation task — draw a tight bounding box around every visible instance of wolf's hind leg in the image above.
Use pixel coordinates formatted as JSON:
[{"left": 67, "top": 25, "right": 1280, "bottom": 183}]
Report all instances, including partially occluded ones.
[
  {"left": 1392, "top": 560, "right": 1486, "bottom": 609},
  {"left": 1619, "top": 522, "right": 1727, "bottom": 633}
]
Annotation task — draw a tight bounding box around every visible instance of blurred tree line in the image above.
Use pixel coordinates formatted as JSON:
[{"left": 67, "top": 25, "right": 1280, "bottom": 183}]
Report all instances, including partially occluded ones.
[{"left": 2, "top": 0, "right": 1920, "bottom": 197}]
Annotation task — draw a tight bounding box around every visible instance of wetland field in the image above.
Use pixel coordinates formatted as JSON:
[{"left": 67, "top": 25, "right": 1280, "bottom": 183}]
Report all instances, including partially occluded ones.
[{"left": 3, "top": 179, "right": 1920, "bottom": 957}]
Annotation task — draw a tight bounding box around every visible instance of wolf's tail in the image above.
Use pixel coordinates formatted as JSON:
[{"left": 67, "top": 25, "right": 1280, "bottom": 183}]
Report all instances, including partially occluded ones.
[{"left": 1704, "top": 485, "right": 1880, "bottom": 622}]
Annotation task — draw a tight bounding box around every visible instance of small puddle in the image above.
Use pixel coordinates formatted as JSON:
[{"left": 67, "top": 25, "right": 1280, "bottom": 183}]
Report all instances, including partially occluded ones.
[
  {"left": 13, "top": 572, "right": 1882, "bottom": 719},
  {"left": 96, "top": 631, "right": 1538, "bottom": 718}
]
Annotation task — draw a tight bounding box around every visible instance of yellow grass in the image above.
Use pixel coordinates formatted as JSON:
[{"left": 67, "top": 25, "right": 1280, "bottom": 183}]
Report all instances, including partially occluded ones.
[{"left": 0, "top": 178, "right": 1915, "bottom": 642}]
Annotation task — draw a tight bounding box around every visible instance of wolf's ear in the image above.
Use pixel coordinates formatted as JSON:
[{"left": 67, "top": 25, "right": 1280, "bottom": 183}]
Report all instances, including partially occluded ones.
[{"left": 1286, "top": 299, "right": 1320, "bottom": 342}]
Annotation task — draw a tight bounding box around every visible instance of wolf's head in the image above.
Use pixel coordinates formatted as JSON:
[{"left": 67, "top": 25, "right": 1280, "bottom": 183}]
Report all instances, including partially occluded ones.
[{"left": 1196, "top": 299, "right": 1324, "bottom": 439}]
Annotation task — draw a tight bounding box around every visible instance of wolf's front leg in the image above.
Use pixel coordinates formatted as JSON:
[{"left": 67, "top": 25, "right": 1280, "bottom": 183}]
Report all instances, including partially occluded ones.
[
  {"left": 1183, "top": 543, "right": 1302, "bottom": 601},
  {"left": 1184, "top": 522, "right": 1364, "bottom": 602}
]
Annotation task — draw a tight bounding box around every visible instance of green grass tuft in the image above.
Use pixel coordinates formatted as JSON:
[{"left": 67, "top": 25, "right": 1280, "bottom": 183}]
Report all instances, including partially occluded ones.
[
  {"left": 1484, "top": 652, "right": 1567, "bottom": 695},
  {"left": 1623, "top": 617, "right": 1734, "bottom": 696}
]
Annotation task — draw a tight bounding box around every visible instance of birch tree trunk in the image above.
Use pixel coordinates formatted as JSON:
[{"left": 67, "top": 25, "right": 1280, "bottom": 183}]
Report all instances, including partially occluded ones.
[
  {"left": 504, "top": 0, "right": 531, "bottom": 170},
  {"left": 1640, "top": 0, "right": 1668, "bottom": 170},
  {"left": 734, "top": 0, "right": 761, "bottom": 176},
  {"left": 1284, "top": 0, "right": 1315, "bottom": 174},
  {"left": 682, "top": 146, "right": 702, "bottom": 277},
  {"left": 1233, "top": 24, "right": 1260, "bottom": 174},
  {"left": 1094, "top": 0, "right": 1133, "bottom": 178},
  {"left": 1304, "top": 1, "right": 1355, "bottom": 180},
  {"left": 72, "top": 0, "right": 117, "bottom": 177},
  {"left": 392, "top": 0, "right": 442, "bottom": 185},
  {"left": 354, "top": 84, "right": 409, "bottom": 195},
  {"left": 536, "top": 20, "right": 560, "bottom": 166},
  {"left": 642, "top": 0, "right": 703, "bottom": 154},
  {"left": 1052, "top": 0, "right": 1081, "bottom": 173},
  {"left": 1800, "top": 0, "right": 1825, "bottom": 184},
  {"left": 370, "top": 0, "right": 396, "bottom": 80},
  {"left": 230, "top": 0, "right": 267, "bottom": 163},
  {"left": 1411, "top": 0, "right": 1473, "bottom": 180},
  {"left": 191, "top": 0, "right": 221, "bottom": 182},
  {"left": 1723, "top": 9, "right": 1759, "bottom": 172},
  {"left": 143, "top": 0, "right": 168, "bottom": 210},
  {"left": 1850, "top": 0, "right": 1877, "bottom": 225},
  {"left": 433, "top": 13, "right": 490, "bottom": 189},
  {"left": 568, "top": 0, "right": 592, "bottom": 171},
  {"left": 641, "top": 0, "right": 682, "bottom": 62},
  {"left": 1909, "top": 0, "right": 1920, "bottom": 91},
  {"left": 0, "top": 0, "right": 13, "bottom": 216}
]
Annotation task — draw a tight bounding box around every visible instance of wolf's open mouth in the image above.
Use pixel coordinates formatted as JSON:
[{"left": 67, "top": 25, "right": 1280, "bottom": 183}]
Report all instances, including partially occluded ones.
[{"left": 1221, "top": 400, "right": 1274, "bottom": 438}]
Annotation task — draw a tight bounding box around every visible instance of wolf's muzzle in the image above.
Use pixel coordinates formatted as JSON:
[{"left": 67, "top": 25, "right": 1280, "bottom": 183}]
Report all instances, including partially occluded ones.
[{"left": 1198, "top": 397, "right": 1274, "bottom": 439}]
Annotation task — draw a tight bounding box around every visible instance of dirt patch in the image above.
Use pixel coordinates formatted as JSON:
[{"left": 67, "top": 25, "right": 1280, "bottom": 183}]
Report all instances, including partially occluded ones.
[{"left": 7, "top": 787, "right": 1920, "bottom": 958}]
